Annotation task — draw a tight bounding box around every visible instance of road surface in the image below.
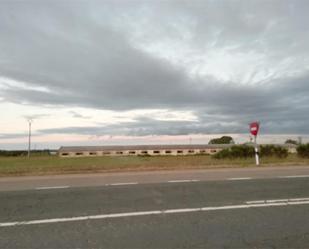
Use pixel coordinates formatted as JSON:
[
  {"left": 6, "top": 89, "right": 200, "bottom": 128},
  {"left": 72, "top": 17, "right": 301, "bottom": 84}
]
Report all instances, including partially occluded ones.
[{"left": 1, "top": 166, "right": 309, "bottom": 248}]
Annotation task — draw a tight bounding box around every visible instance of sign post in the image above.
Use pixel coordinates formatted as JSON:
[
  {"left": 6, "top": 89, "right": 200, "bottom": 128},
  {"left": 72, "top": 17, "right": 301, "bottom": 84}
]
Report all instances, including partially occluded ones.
[{"left": 250, "top": 122, "right": 260, "bottom": 166}]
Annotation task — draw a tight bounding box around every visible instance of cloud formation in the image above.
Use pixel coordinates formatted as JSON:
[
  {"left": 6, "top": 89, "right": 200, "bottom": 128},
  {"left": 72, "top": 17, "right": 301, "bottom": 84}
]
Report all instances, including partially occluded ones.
[{"left": 0, "top": 0, "right": 309, "bottom": 137}]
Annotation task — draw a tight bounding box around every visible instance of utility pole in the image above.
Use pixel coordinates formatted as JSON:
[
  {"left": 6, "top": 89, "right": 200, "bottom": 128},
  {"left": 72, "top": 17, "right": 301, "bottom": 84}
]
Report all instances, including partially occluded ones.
[{"left": 28, "top": 119, "right": 32, "bottom": 158}]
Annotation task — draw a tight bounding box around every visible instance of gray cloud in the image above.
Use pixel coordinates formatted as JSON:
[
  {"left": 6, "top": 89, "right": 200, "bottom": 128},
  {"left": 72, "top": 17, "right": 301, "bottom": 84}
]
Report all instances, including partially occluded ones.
[
  {"left": 68, "top": 111, "right": 91, "bottom": 119},
  {"left": 0, "top": 133, "right": 29, "bottom": 140},
  {"left": 37, "top": 116, "right": 242, "bottom": 137},
  {"left": 23, "top": 114, "right": 50, "bottom": 120},
  {"left": 0, "top": 0, "right": 309, "bottom": 136}
]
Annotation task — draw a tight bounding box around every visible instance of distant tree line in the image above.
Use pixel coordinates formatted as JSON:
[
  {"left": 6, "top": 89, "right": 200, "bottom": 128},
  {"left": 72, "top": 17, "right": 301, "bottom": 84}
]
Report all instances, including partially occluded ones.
[{"left": 0, "top": 150, "right": 52, "bottom": 157}]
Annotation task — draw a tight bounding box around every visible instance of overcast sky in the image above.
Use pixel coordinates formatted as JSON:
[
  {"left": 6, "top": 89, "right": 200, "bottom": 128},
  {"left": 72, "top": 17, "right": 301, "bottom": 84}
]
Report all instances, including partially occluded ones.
[{"left": 1, "top": 0, "right": 309, "bottom": 149}]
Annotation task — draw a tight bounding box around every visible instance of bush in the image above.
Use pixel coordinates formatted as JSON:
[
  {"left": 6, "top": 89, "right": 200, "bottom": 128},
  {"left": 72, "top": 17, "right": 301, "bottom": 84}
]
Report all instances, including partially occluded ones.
[
  {"left": 0, "top": 150, "right": 51, "bottom": 157},
  {"left": 213, "top": 145, "right": 288, "bottom": 159},
  {"left": 260, "top": 145, "right": 288, "bottom": 158},
  {"left": 213, "top": 148, "right": 232, "bottom": 159},
  {"left": 259, "top": 145, "right": 274, "bottom": 157},
  {"left": 272, "top": 146, "right": 288, "bottom": 158},
  {"left": 297, "top": 144, "right": 309, "bottom": 158},
  {"left": 0, "top": 150, "right": 27, "bottom": 157},
  {"left": 213, "top": 145, "right": 255, "bottom": 159}
]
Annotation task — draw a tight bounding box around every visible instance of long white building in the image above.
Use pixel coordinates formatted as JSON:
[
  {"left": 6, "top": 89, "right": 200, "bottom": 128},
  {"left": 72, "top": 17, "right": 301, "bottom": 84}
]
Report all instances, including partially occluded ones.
[
  {"left": 58, "top": 144, "right": 232, "bottom": 157},
  {"left": 58, "top": 144, "right": 297, "bottom": 157}
]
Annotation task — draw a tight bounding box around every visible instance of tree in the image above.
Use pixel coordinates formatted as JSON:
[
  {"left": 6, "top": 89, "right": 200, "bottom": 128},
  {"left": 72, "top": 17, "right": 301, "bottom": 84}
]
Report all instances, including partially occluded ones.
[
  {"left": 297, "top": 144, "right": 309, "bottom": 158},
  {"left": 208, "top": 136, "right": 234, "bottom": 144},
  {"left": 285, "top": 139, "right": 298, "bottom": 145}
]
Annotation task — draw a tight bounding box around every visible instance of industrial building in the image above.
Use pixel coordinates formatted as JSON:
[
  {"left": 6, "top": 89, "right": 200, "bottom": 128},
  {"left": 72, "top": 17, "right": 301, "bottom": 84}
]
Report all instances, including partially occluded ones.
[
  {"left": 58, "top": 144, "right": 297, "bottom": 157},
  {"left": 58, "top": 144, "right": 232, "bottom": 157}
]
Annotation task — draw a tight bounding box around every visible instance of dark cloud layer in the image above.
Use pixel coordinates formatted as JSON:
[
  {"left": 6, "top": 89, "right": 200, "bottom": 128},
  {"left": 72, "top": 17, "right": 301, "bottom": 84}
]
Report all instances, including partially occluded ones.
[
  {"left": 0, "top": 0, "right": 309, "bottom": 136},
  {"left": 38, "top": 117, "right": 238, "bottom": 137}
]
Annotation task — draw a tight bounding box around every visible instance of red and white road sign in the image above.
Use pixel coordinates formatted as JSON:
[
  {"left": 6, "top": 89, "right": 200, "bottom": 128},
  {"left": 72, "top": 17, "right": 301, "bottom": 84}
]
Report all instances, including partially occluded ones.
[{"left": 250, "top": 122, "right": 259, "bottom": 136}]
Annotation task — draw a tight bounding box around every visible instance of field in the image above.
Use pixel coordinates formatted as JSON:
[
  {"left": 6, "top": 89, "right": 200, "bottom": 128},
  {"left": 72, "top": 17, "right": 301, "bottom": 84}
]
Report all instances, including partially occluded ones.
[{"left": 0, "top": 154, "right": 309, "bottom": 177}]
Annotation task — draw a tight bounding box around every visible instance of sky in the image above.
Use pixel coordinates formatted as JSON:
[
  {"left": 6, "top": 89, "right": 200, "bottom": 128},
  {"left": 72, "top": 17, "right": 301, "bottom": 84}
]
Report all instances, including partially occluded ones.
[{"left": 0, "top": 0, "right": 309, "bottom": 150}]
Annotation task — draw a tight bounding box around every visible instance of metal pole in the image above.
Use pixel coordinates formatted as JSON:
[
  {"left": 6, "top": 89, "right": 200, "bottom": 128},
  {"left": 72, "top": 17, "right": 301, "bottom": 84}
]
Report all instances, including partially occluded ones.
[
  {"left": 254, "top": 136, "right": 259, "bottom": 166},
  {"left": 28, "top": 120, "right": 31, "bottom": 158}
]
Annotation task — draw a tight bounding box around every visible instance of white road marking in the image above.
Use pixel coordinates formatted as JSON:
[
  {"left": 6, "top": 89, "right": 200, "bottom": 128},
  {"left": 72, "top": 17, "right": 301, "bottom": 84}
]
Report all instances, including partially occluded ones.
[
  {"left": 287, "top": 197, "right": 309, "bottom": 202},
  {"left": 227, "top": 177, "right": 252, "bottom": 181},
  {"left": 35, "top": 186, "right": 70, "bottom": 190},
  {"left": 246, "top": 197, "right": 309, "bottom": 205},
  {"left": 246, "top": 199, "right": 288, "bottom": 204},
  {"left": 1, "top": 197, "right": 309, "bottom": 227},
  {"left": 266, "top": 199, "right": 291, "bottom": 203},
  {"left": 245, "top": 200, "right": 265, "bottom": 204},
  {"left": 109, "top": 182, "right": 138, "bottom": 186},
  {"left": 168, "top": 179, "right": 199, "bottom": 183},
  {"left": 278, "top": 175, "right": 309, "bottom": 179}
]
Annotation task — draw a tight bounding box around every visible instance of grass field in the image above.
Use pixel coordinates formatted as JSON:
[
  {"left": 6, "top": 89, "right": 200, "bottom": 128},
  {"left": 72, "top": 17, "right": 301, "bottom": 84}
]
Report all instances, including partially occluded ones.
[{"left": 0, "top": 154, "right": 308, "bottom": 177}]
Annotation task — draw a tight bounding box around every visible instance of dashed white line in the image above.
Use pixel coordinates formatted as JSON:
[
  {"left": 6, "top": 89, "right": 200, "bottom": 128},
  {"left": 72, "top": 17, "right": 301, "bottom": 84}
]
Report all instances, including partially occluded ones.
[
  {"left": 1, "top": 197, "right": 309, "bottom": 227},
  {"left": 168, "top": 179, "right": 199, "bottom": 183},
  {"left": 227, "top": 177, "right": 252, "bottom": 181},
  {"left": 30, "top": 174, "right": 309, "bottom": 191},
  {"left": 287, "top": 197, "right": 309, "bottom": 202},
  {"left": 246, "top": 199, "right": 288, "bottom": 204},
  {"left": 35, "top": 186, "right": 70, "bottom": 190},
  {"left": 266, "top": 199, "right": 291, "bottom": 203},
  {"left": 109, "top": 182, "right": 138, "bottom": 186},
  {"left": 246, "top": 197, "right": 309, "bottom": 205},
  {"left": 278, "top": 175, "right": 309, "bottom": 179},
  {"left": 245, "top": 200, "right": 265, "bottom": 204}
]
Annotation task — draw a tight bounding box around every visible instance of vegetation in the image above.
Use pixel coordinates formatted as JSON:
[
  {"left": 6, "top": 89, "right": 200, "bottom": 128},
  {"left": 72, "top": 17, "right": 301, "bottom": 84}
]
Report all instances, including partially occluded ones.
[
  {"left": 297, "top": 144, "right": 309, "bottom": 158},
  {"left": 0, "top": 153, "right": 308, "bottom": 177},
  {"left": 213, "top": 145, "right": 288, "bottom": 159},
  {"left": 285, "top": 139, "right": 298, "bottom": 145},
  {"left": 260, "top": 145, "right": 288, "bottom": 158},
  {"left": 213, "top": 145, "right": 254, "bottom": 159},
  {"left": 0, "top": 150, "right": 52, "bottom": 157},
  {"left": 208, "top": 136, "right": 234, "bottom": 144}
]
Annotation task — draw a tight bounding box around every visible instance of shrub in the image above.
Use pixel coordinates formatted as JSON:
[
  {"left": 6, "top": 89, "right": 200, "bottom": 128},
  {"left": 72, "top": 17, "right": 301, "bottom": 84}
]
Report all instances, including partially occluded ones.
[
  {"left": 213, "top": 145, "right": 288, "bottom": 159},
  {"left": 213, "top": 145, "right": 254, "bottom": 159},
  {"left": 297, "top": 144, "right": 309, "bottom": 158},
  {"left": 213, "top": 148, "right": 232, "bottom": 159},
  {"left": 0, "top": 150, "right": 51, "bottom": 157},
  {"left": 260, "top": 145, "right": 288, "bottom": 158},
  {"left": 259, "top": 145, "right": 274, "bottom": 157},
  {"left": 272, "top": 146, "right": 288, "bottom": 158},
  {"left": 0, "top": 150, "right": 27, "bottom": 157}
]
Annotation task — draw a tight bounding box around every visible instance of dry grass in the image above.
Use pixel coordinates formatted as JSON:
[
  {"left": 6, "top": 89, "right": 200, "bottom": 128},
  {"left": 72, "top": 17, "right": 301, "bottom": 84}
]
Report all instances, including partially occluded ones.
[{"left": 0, "top": 154, "right": 308, "bottom": 177}]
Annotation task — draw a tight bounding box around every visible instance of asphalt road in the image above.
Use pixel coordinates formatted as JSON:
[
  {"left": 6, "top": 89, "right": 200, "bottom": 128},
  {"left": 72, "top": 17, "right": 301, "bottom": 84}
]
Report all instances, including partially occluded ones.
[
  {"left": 1, "top": 168, "right": 309, "bottom": 248},
  {"left": 1, "top": 165, "right": 309, "bottom": 191}
]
